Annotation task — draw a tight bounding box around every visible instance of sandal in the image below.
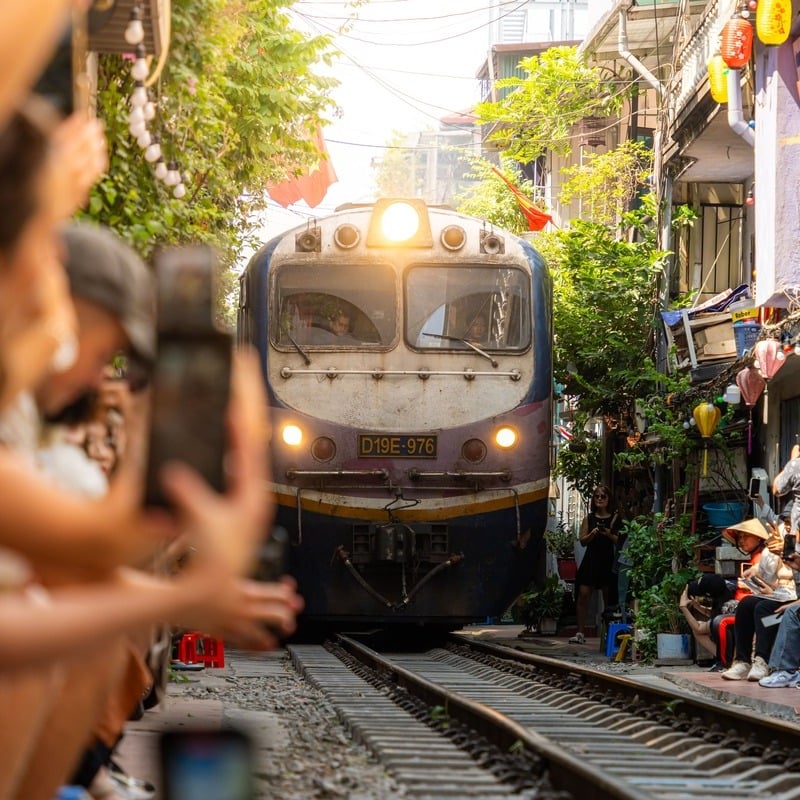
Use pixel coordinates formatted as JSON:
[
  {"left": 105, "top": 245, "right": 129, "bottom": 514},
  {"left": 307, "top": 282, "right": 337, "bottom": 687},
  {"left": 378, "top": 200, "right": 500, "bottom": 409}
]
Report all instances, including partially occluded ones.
[{"left": 568, "top": 632, "right": 586, "bottom": 644}]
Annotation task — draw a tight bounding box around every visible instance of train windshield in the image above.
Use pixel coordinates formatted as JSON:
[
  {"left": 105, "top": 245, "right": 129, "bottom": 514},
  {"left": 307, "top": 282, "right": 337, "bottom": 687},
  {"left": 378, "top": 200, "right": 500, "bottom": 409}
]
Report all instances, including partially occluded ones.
[
  {"left": 406, "top": 266, "right": 531, "bottom": 351},
  {"left": 274, "top": 263, "right": 396, "bottom": 347}
]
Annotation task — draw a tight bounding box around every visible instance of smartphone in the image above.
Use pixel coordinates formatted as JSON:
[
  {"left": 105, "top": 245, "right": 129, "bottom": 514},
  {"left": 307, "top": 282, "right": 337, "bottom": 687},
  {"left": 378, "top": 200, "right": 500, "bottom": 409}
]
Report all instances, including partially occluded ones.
[
  {"left": 144, "top": 247, "right": 232, "bottom": 508},
  {"left": 748, "top": 477, "right": 760, "bottom": 498},
  {"left": 783, "top": 533, "right": 797, "bottom": 561},
  {"left": 252, "top": 526, "right": 290, "bottom": 583},
  {"left": 160, "top": 729, "right": 253, "bottom": 800},
  {"left": 34, "top": 28, "right": 74, "bottom": 115}
]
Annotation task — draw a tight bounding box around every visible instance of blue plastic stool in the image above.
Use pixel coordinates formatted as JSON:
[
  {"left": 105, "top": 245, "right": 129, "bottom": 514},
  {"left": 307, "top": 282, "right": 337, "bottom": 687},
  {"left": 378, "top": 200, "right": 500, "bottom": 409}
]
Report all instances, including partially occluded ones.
[{"left": 606, "top": 623, "right": 632, "bottom": 657}]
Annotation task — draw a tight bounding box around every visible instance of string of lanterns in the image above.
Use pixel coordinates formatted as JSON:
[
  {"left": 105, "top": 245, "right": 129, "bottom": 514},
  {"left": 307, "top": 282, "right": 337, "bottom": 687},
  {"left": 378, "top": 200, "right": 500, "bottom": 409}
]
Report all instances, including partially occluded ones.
[
  {"left": 707, "top": 0, "right": 790, "bottom": 108},
  {"left": 123, "top": 5, "right": 185, "bottom": 199}
]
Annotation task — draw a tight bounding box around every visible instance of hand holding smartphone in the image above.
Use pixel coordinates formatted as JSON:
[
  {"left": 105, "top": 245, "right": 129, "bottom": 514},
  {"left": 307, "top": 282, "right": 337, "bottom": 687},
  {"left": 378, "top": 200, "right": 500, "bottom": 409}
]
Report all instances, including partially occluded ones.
[
  {"left": 783, "top": 533, "right": 797, "bottom": 561},
  {"left": 144, "top": 247, "right": 232, "bottom": 508},
  {"left": 161, "top": 729, "right": 253, "bottom": 800}
]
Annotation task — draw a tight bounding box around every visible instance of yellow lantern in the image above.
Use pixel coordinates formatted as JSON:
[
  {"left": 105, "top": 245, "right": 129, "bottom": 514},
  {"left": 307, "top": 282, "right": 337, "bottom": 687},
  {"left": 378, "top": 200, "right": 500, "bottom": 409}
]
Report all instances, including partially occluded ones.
[
  {"left": 707, "top": 55, "right": 729, "bottom": 104},
  {"left": 693, "top": 402, "right": 721, "bottom": 476},
  {"left": 756, "top": 0, "right": 791, "bottom": 45}
]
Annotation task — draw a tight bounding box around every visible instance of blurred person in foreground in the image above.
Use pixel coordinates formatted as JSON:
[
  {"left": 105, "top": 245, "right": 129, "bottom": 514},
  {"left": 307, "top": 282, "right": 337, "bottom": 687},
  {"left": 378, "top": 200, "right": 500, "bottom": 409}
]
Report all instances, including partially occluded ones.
[{"left": 0, "top": 105, "right": 301, "bottom": 799}]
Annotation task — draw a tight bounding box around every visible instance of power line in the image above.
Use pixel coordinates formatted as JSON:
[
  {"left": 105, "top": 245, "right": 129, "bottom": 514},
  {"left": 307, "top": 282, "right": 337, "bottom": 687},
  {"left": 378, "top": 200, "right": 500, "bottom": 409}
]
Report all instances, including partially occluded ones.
[
  {"left": 292, "top": 0, "right": 529, "bottom": 48},
  {"left": 297, "top": 0, "right": 525, "bottom": 25}
]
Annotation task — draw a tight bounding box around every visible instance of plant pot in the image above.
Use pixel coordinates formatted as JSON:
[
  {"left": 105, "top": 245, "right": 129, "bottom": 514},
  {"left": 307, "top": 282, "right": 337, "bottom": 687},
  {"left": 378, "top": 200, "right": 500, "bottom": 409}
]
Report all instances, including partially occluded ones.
[
  {"left": 538, "top": 617, "right": 558, "bottom": 635},
  {"left": 557, "top": 558, "right": 577, "bottom": 581},
  {"left": 656, "top": 633, "right": 690, "bottom": 660}
]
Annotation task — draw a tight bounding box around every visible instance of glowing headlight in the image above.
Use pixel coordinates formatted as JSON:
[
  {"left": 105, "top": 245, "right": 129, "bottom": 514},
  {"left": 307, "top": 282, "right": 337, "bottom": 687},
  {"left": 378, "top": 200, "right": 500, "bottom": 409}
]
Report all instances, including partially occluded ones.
[
  {"left": 380, "top": 202, "right": 420, "bottom": 242},
  {"left": 495, "top": 427, "right": 517, "bottom": 449},
  {"left": 282, "top": 424, "right": 303, "bottom": 446}
]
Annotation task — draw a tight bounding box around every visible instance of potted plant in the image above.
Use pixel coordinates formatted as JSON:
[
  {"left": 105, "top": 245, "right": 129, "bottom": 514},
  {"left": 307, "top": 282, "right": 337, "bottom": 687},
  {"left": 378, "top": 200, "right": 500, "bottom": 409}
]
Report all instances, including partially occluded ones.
[
  {"left": 545, "top": 521, "right": 577, "bottom": 580},
  {"left": 516, "top": 575, "right": 567, "bottom": 635},
  {"left": 622, "top": 510, "right": 697, "bottom": 661}
]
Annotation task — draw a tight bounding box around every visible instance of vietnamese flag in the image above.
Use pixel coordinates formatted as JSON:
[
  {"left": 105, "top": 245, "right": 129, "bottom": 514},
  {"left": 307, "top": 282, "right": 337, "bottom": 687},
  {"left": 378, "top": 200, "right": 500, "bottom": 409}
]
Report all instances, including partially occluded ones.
[
  {"left": 267, "top": 128, "right": 337, "bottom": 209},
  {"left": 490, "top": 166, "right": 552, "bottom": 231}
]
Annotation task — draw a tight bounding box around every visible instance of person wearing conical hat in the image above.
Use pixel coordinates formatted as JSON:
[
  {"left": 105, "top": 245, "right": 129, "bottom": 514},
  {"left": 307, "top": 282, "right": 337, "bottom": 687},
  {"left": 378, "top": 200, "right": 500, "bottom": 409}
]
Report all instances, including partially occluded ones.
[{"left": 721, "top": 518, "right": 796, "bottom": 682}]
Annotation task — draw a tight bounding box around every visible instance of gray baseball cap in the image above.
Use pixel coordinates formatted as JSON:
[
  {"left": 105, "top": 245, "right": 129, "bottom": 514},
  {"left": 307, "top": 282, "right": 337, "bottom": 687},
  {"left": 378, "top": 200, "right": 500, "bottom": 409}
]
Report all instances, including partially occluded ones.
[{"left": 61, "top": 223, "right": 155, "bottom": 363}]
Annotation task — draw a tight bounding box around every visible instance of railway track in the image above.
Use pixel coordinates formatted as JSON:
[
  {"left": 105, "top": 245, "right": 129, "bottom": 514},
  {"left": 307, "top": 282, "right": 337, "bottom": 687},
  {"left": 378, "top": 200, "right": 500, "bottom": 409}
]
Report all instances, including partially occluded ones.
[{"left": 289, "top": 635, "right": 800, "bottom": 800}]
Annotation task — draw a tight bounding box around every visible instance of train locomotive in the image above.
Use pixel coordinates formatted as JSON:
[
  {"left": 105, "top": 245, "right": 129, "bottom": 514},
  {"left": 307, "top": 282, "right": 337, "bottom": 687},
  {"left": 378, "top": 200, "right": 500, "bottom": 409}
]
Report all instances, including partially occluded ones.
[{"left": 238, "top": 199, "right": 552, "bottom": 628}]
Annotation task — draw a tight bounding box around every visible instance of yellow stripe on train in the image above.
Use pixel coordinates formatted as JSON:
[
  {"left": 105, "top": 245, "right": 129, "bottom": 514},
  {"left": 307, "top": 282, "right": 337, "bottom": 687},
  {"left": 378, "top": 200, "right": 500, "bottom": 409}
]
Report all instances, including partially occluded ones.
[{"left": 270, "top": 482, "right": 549, "bottom": 521}]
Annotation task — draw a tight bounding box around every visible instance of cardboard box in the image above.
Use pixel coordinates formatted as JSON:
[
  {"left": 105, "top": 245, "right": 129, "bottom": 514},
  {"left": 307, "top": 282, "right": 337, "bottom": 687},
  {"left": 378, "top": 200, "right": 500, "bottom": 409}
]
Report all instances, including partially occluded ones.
[
  {"left": 694, "top": 321, "right": 734, "bottom": 346},
  {"left": 702, "top": 339, "right": 737, "bottom": 357}
]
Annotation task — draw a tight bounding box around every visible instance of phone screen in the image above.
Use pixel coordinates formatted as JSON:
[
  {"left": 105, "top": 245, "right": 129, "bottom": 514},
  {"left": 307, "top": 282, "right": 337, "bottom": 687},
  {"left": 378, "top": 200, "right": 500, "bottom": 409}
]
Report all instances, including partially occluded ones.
[
  {"left": 783, "top": 533, "right": 797, "bottom": 561},
  {"left": 748, "top": 477, "right": 760, "bottom": 498},
  {"left": 144, "top": 334, "right": 231, "bottom": 507},
  {"left": 161, "top": 730, "right": 253, "bottom": 800}
]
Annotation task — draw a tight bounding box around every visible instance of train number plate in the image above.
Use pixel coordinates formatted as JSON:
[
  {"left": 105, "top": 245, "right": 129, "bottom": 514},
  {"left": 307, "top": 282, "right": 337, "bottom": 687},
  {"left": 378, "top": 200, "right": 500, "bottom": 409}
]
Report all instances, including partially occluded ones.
[{"left": 358, "top": 434, "right": 437, "bottom": 458}]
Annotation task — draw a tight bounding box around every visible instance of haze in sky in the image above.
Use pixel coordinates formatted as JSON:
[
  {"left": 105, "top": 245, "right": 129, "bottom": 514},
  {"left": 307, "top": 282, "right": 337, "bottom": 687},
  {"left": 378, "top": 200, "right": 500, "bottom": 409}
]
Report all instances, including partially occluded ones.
[{"left": 259, "top": 0, "right": 498, "bottom": 238}]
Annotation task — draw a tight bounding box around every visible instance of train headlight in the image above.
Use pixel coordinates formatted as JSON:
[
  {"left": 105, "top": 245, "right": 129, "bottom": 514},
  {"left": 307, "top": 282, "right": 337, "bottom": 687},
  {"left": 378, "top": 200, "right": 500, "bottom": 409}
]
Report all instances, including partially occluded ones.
[
  {"left": 441, "top": 225, "right": 466, "bottom": 251},
  {"left": 366, "top": 199, "right": 433, "bottom": 247},
  {"left": 381, "top": 202, "right": 419, "bottom": 242},
  {"left": 282, "top": 424, "right": 303, "bottom": 446},
  {"left": 462, "top": 438, "right": 487, "bottom": 463},
  {"left": 494, "top": 427, "right": 517, "bottom": 449},
  {"left": 333, "top": 224, "right": 360, "bottom": 249},
  {"left": 311, "top": 436, "right": 336, "bottom": 462}
]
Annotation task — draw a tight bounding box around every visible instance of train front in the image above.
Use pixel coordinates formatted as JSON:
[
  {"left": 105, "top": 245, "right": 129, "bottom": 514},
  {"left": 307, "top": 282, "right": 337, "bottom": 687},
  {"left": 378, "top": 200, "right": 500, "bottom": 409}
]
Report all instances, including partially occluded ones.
[{"left": 241, "top": 199, "right": 552, "bottom": 627}]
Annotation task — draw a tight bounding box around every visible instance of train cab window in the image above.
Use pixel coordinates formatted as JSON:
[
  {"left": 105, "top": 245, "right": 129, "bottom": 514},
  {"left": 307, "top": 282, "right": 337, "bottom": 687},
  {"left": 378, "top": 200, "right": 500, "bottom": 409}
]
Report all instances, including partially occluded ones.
[
  {"left": 274, "top": 263, "right": 396, "bottom": 348},
  {"left": 406, "top": 266, "right": 531, "bottom": 352}
]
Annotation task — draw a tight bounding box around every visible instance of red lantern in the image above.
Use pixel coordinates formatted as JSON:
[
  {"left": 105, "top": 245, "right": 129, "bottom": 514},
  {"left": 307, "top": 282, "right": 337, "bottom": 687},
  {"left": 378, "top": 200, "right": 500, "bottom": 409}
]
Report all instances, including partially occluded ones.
[
  {"left": 756, "top": 0, "right": 791, "bottom": 44},
  {"left": 736, "top": 366, "right": 765, "bottom": 453},
  {"left": 721, "top": 18, "right": 754, "bottom": 68},
  {"left": 753, "top": 339, "right": 786, "bottom": 423},
  {"left": 707, "top": 55, "right": 729, "bottom": 103}
]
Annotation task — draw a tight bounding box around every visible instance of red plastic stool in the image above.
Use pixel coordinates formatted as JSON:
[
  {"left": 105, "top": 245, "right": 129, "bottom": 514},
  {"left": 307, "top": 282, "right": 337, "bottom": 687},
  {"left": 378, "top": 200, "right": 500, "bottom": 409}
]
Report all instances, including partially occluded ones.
[
  {"left": 177, "top": 632, "right": 202, "bottom": 664},
  {"left": 197, "top": 636, "right": 225, "bottom": 668},
  {"left": 717, "top": 615, "right": 736, "bottom": 666}
]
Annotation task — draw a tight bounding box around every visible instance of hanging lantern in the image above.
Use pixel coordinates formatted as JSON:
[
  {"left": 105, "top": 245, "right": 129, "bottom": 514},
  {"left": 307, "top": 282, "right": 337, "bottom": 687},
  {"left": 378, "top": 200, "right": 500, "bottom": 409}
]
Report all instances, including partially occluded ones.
[
  {"left": 707, "top": 55, "right": 729, "bottom": 103},
  {"left": 756, "top": 0, "right": 791, "bottom": 44},
  {"left": 753, "top": 338, "right": 785, "bottom": 424},
  {"left": 736, "top": 366, "right": 765, "bottom": 453},
  {"left": 721, "top": 17, "right": 754, "bottom": 67},
  {"left": 693, "top": 402, "right": 721, "bottom": 476}
]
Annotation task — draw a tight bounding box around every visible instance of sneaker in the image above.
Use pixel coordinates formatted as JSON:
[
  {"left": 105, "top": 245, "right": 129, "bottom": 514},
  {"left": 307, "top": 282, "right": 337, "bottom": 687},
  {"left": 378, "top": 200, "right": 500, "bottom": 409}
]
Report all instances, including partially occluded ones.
[
  {"left": 568, "top": 632, "right": 586, "bottom": 644},
  {"left": 721, "top": 660, "right": 751, "bottom": 680},
  {"left": 759, "top": 670, "right": 800, "bottom": 688},
  {"left": 747, "top": 655, "right": 770, "bottom": 682}
]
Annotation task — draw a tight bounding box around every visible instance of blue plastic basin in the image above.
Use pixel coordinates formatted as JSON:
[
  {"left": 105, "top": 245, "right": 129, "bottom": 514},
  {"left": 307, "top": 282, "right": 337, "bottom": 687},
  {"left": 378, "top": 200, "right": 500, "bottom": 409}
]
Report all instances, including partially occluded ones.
[{"left": 703, "top": 502, "right": 746, "bottom": 528}]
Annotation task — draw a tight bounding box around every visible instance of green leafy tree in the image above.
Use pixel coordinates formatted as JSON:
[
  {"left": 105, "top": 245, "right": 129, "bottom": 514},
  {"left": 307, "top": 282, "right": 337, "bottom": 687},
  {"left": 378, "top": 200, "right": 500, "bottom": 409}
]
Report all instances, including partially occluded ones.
[
  {"left": 537, "top": 213, "right": 667, "bottom": 418},
  {"left": 474, "top": 46, "right": 625, "bottom": 164},
  {"left": 455, "top": 157, "right": 530, "bottom": 235},
  {"left": 85, "top": 0, "right": 337, "bottom": 320},
  {"left": 560, "top": 139, "right": 652, "bottom": 226},
  {"left": 374, "top": 131, "right": 418, "bottom": 197}
]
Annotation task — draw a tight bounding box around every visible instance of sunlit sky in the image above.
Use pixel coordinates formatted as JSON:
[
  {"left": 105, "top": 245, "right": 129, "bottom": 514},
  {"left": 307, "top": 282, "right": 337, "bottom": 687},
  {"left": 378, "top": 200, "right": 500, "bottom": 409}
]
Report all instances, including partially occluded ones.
[{"left": 250, "top": 0, "right": 609, "bottom": 247}]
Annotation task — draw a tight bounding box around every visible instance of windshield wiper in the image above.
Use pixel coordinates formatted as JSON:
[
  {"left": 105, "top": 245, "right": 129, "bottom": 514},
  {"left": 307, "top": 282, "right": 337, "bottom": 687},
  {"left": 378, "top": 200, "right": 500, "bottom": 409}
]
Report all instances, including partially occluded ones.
[
  {"left": 423, "top": 333, "right": 498, "bottom": 367},
  {"left": 287, "top": 333, "right": 311, "bottom": 365}
]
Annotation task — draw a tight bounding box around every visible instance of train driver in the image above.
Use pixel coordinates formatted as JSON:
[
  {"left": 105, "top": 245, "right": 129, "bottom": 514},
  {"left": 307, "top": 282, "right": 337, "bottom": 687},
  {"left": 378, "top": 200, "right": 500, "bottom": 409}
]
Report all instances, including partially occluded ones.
[{"left": 330, "top": 310, "right": 352, "bottom": 337}]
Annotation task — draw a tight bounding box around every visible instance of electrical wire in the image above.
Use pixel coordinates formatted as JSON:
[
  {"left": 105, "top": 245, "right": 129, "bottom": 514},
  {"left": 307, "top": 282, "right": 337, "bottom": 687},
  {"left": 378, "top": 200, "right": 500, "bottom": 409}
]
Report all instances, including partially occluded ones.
[
  {"left": 292, "top": 0, "right": 529, "bottom": 47},
  {"left": 296, "top": 0, "right": 526, "bottom": 25}
]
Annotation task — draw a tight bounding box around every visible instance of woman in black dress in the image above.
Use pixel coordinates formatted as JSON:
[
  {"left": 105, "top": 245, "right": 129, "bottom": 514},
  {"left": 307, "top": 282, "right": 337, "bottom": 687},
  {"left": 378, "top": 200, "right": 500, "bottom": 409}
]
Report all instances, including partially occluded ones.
[{"left": 569, "top": 485, "right": 620, "bottom": 644}]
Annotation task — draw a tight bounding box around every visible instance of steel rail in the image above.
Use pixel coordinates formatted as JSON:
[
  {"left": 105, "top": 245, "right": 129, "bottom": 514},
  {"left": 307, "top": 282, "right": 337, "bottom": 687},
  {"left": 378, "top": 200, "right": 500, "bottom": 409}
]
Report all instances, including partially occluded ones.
[
  {"left": 337, "top": 634, "right": 658, "bottom": 800},
  {"left": 457, "top": 635, "right": 800, "bottom": 752}
]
